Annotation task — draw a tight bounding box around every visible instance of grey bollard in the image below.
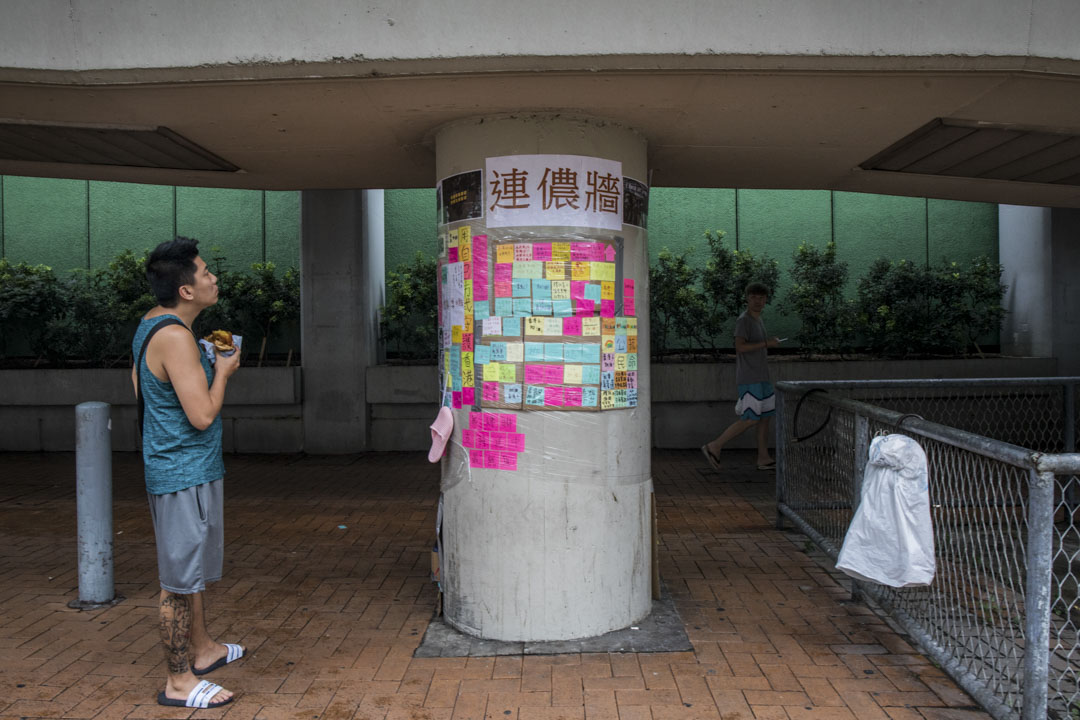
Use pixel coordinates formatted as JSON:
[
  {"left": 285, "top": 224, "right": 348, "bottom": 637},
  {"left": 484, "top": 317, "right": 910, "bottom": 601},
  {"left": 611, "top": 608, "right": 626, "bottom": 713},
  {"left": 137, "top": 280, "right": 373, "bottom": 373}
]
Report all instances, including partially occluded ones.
[{"left": 70, "top": 402, "right": 120, "bottom": 609}]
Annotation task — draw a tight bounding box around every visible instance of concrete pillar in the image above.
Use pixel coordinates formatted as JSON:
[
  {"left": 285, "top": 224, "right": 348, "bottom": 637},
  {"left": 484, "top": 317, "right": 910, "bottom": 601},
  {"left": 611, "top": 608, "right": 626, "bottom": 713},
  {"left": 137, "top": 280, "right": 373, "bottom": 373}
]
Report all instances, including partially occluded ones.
[
  {"left": 1051, "top": 208, "right": 1080, "bottom": 376},
  {"left": 300, "top": 189, "right": 384, "bottom": 452},
  {"left": 999, "top": 205, "right": 1053, "bottom": 358},
  {"left": 435, "top": 114, "right": 652, "bottom": 641}
]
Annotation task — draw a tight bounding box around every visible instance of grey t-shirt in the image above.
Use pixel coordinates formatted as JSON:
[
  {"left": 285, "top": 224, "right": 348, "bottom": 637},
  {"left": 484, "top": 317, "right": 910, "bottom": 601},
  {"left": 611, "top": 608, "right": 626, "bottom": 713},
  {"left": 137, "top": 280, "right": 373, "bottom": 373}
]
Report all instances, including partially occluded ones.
[{"left": 734, "top": 311, "right": 770, "bottom": 385}]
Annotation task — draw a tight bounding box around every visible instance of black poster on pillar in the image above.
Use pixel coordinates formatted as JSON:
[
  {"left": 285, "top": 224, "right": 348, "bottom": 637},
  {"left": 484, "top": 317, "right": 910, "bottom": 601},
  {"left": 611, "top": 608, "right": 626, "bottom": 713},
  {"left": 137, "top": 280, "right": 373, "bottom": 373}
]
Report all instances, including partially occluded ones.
[
  {"left": 438, "top": 170, "right": 484, "bottom": 225},
  {"left": 623, "top": 177, "right": 649, "bottom": 229}
]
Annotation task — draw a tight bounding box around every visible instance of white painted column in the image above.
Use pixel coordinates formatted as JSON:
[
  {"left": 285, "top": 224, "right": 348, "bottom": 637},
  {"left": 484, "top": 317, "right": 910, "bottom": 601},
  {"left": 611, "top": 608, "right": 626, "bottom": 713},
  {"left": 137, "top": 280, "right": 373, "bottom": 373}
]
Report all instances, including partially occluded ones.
[
  {"left": 435, "top": 115, "right": 652, "bottom": 641},
  {"left": 999, "top": 205, "right": 1053, "bottom": 358}
]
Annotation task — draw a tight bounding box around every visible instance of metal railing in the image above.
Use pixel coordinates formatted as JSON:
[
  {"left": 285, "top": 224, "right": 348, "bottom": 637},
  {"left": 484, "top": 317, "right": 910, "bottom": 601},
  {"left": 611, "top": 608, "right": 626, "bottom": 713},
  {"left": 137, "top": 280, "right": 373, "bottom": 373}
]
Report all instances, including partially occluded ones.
[{"left": 775, "top": 377, "right": 1080, "bottom": 720}]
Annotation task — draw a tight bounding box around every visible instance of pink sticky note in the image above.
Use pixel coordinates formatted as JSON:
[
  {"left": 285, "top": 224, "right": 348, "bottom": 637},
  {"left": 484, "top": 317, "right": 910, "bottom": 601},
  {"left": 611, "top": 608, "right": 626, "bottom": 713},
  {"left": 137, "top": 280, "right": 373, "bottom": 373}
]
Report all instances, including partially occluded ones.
[
  {"left": 627, "top": 371, "right": 637, "bottom": 389},
  {"left": 575, "top": 299, "right": 595, "bottom": 316},
  {"left": 489, "top": 432, "right": 507, "bottom": 451},
  {"left": 483, "top": 413, "right": 498, "bottom": 431},
  {"left": 475, "top": 431, "right": 489, "bottom": 450},
  {"left": 462, "top": 387, "right": 475, "bottom": 405},
  {"left": 462, "top": 333, "right": 474, "bottom": 352},
  {"left": 484, "top": 450, "right": 500, "bottom": 469},
  {"left": 452, "top": 391, "right": 462, "bottom": 409},
  {"left": 499, "top": 414, "right": 516, "bottom": 433},
  {"left": 571, "top": 281, "right": 586, "bottom": 300},
  {"left": 565, "top": 388, "right": 583, "bottom": 406},
  {"left": 571, "top": 243, "right": 590, "bottom": 261},
  {"left": 510, "top": 433, "right": 525, "bottom": 452},
  {"left": 533, "top": 243, "right": 552, "bottom": 261},
  {"left": 624, "top": 297, "right": 636, "bottom": 316},
  {"left": 563, "top": 317, "right": 582, "bottom": 335},
  {"left": 544, "top": 365, "right": 564, "bottom": 384},
  {"left": 525, "top": 365, "right": 544, "bottom": 384},
  {"left": 623, "top": 279, "right": 635, "bottom": 297},
  {"left": 474, "top": 234, "right": 488, "bottom": 250},
  {"left": 593, "top": 243, "right": 607, "bottom": 261},
  {"left": 469, "top": 411, "right": 483, "bottom": 428},
  {"left": 545, "top": 386, "right": 565, "bottom": 406},
  {"left": 498, "top": 451, "right": 517, "bottom": 471},
  {"left": 462, "top": 429, "right": 475, "bottom": 448},
  {"left": 602, "top": 353, "right": 615, "bottom": 371},
  {"left": 449, "top": 247, "right": 460, "bottom": 263},
  {"left": 463, "top": 262, "right": 472, "bottom": 280},
  {"left": 600, "top": 299, "right": 616, "bottom": 318},
  {"left": 495, "top": 281, "right": 512, "bottom": 298},
  {"left": 469, "top": 449, "right": 483, "bottom": 468},
  {"left": 495, "top": 264, "right": 513, "bottom": 282},
  {"left": 473, "top": 284, "right": 488, "bottom": 302},
  {"left": 482, "top": 382, "right": 498, "bottom": 403},
  {"left": 605, "top": 246, "right": 616, "bottom": 261}
]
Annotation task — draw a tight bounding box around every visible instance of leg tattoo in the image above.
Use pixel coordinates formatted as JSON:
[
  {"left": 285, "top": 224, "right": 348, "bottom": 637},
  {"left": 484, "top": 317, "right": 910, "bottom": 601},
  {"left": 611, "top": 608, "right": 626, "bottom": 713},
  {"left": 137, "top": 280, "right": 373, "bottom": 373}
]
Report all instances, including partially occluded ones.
[{"left": 160, "top": 592, "right": 193, "bottom": 675}]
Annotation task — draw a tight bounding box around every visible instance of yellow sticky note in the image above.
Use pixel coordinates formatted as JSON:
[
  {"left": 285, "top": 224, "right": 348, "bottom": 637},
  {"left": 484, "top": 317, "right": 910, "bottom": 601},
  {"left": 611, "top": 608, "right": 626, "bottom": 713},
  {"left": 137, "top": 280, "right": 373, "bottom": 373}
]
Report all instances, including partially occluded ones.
[
  {"left": 626, "top": 318, "right": 638, "bottom": 336},
  {"left": 449, "top": 230, "right": 460, "bottom": 248},
  {"left": 552, "top": 242, "right": 571, "bottom": 261},
  {"left": 459, "top": 226, "right": 471, "bottom": 245},
  {"left": 603, "top": 335, "right": 615, "bottom": 352},
  {"left": 543, "top": 318, "right": 562, "bottom": 335},
  {"left": 545, "top": 261, "right": 565, "bottom": 280},
  {"left": 627, "top": 336, "right": 638, "bottom": 353},
  {"left": 460, "top": 242, "right": 472, "bottom": 263},
  {"left": 571, "top": 262, "right": 591, "bottom": 281},
  {"left": 525, "top": 317, "right": 545, "bottom": 335},
  {"left": 462, "top": 351, "right": 473, "bottom": 369},
  {"left": 499, "top": 364, "right": 517, "bottom": 383},
  {"left": 484, "top": 362, "right": 501, "bottom": 381},
  {"left": 615, "top": 353, "right": 628, "bottom": 371},
  {"left": 464, "top": 314, "right": 474, "bottom": 333},
  {"left": 600, "top": 281, "right": 615, "bottom": 300},
  {"left": 592, "top": 262, "right": 616, "bottom": 282},
  {"left": 582, "top": 317, "right": 601, "bottom": 336},
  {"left": 601, "top": 390, "right": 614, "bottom": 410},
  {"left": 506, "top": 342, "right": 524, "bottom": 362},
  {"left": 563, "top": 365, "right": 583, "bottom": 384},
  {"left": 496, "top": 244, "right": 514, "bottom": 263},
  {"left": 464, "top": 299, "right": 473, "bottom": 316},
  {"left": 451, "top": 326, "right": 463, "bottom": 344},
  {"left": 464, "top": 279, "right": 473, "bottom": 303},
  {"left": 551, "top": 281, "right": 570, "bottom": 300}
]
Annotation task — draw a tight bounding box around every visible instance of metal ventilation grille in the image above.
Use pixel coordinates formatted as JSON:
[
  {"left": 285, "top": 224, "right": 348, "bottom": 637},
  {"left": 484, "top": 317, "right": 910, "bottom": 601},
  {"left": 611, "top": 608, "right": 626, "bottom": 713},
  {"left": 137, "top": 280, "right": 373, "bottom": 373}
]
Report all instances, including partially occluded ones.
[
  {"left": 861, "top": 118, "right": 1080, "bottom": 186},
  {"left": 0, "top": 122, "right": 239, "bottom": 172}
]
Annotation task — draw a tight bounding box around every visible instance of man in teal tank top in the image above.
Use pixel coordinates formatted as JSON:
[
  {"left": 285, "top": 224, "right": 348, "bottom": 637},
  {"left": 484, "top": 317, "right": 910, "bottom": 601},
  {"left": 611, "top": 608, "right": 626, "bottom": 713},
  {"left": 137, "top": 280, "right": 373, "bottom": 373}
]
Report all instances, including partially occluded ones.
[{"left": 131, "top": 237, "right": 242, "bottom": 709}]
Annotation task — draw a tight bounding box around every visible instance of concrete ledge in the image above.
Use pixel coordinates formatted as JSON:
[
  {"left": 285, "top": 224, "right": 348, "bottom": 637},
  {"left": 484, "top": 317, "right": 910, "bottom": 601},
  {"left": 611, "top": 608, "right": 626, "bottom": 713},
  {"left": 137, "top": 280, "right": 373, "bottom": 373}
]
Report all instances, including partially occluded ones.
[{"left": 0, "top": 367, "right": 303, "bottom": 453}]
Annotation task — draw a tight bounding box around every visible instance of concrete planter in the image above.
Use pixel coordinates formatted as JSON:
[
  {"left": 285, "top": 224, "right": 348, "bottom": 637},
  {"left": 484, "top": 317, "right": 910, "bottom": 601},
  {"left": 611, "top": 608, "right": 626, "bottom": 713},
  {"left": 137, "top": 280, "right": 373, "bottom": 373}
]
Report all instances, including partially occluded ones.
[{"left": 0, "top": 367, "right": 302, "bottom": 452}]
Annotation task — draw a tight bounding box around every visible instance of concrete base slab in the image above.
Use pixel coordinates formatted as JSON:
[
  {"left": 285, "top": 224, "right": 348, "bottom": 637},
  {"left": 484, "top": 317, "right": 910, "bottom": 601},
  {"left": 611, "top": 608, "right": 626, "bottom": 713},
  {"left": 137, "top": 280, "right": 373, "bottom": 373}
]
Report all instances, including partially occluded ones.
[{"left": 414, "top": 586, "right": 692, "bottom": 657}]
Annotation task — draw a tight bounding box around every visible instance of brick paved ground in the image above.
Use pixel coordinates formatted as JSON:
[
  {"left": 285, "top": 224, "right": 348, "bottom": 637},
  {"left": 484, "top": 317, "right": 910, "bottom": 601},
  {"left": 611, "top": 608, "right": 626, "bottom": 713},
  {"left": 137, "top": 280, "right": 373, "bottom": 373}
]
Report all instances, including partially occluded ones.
[{"left": 0, "top": 450, "right": 989, "bottom": 720}]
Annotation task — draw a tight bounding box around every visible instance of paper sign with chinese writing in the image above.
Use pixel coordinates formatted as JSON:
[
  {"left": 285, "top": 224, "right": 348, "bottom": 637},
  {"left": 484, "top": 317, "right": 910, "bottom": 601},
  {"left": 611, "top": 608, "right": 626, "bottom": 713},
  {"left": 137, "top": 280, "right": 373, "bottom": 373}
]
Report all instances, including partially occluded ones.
[{"left": 485, "top": 155, "right": 623, "bottom": 230}]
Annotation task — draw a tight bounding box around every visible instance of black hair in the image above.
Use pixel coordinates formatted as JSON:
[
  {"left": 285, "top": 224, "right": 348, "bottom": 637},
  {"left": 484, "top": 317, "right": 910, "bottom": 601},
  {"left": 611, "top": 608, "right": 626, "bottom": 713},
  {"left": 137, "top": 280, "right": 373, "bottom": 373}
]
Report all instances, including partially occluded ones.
[
  {"left": 145, "top": 236, "right": 200, "bottom": 308},
  {"left": 745, "top": 281, "right": 770, "bottom": 299}
]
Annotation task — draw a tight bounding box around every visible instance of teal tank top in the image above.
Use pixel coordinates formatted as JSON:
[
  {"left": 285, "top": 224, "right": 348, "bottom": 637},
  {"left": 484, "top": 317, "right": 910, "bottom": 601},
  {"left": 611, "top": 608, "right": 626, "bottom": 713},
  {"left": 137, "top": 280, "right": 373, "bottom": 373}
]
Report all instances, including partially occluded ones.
[{"left": 132, "top": 315, "right": 224, "bottom": 495}]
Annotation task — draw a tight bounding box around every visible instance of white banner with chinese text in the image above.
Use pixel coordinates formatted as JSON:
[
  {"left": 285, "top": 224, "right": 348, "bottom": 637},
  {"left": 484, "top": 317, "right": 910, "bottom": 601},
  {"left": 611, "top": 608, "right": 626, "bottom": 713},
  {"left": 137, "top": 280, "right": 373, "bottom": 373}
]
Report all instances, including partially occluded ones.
[{"left": 485, "top": 154, "right": 623, "bottom": 230}]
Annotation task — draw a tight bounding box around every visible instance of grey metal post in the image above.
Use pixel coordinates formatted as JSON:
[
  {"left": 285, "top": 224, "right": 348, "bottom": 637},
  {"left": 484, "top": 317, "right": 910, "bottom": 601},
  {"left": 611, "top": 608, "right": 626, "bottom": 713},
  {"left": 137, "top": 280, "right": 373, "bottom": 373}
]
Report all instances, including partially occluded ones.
[
  {"left": 850, "top": 413, "right": 870, "bottom": 602},
  {"left": 1020, "top": 468, "right": 1054, "bottom": 720},
  {"left": 70, "top": 402, "right": 118, "bottom": 609},
  {"left": 1064, "top": 382, "right": 1077, "bottom": 512},
  {"left": 775, "top": 389, "right": 787, "bottom": 529}
]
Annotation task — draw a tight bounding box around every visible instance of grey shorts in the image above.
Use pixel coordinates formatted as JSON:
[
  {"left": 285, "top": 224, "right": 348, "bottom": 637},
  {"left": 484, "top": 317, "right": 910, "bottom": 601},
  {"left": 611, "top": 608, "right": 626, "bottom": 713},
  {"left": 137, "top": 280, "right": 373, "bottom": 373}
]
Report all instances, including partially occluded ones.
[{"left": 147, "top": 479, "right": 224, "bottom": 594}]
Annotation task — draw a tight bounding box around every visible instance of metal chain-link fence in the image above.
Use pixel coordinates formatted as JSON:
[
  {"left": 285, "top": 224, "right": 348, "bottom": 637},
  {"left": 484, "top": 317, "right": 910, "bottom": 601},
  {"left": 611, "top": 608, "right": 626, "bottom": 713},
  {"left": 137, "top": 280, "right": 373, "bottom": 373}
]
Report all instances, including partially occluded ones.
[{"left": 775, "top": 378, "right": 1079, "bottom": 720}]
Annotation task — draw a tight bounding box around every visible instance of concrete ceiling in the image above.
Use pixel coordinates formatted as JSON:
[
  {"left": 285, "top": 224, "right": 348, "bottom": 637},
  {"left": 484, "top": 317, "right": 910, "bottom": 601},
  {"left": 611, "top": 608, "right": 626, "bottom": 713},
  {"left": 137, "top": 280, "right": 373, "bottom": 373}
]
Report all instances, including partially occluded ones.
[{"left": 2, "top": 59, "right": 1080, "bottom": 207}]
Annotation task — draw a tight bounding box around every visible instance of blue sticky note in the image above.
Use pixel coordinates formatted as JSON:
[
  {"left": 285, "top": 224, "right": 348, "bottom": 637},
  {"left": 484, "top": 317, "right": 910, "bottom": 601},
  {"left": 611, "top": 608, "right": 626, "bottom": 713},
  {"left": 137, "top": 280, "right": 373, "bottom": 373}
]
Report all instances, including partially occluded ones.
[
  {"left": 525, "top": 342, "right": 545, "bottom": 361},
  {"left": 582, "top": 365, "right": 601, "bottom": 384},
  {"left": 505, "top": 384, "right": 523, "bottom": 403},
  {"left": 582, "top": 344, "right": 601, "bottom": 364},
  {"left": 526, "top": 385, "right": 545, "bottom": 406},
  {"left": 512, "top": 278, "right": 531, "bottom": 297},
  {"left": 627, "top": 389, "right": 637, "bottom": 407},
  {"left": 513, "top": 298, "right": 533, "bottom": 317},
  {"left": 474, "top": 300, "right": 490, "bottom": 320},
  {"left": 533, "top": 279, "right": 552, "bottom": 299},
  {"left": 584, "top": 284, "right": 603, "bottom": 301},
  {"left": 502, "top": 317, "right": 522, "bottom": 336},
  {"left": 490, "top": 342, "right": 507, "bottom": 362},
  {"left": 533, "top": 299, "right": 553, "bottom": 316},
  {"left": 475, "top": 345, "right": 491, "bottom": 364},
  {"left": 552, "top": 299, "right": 573, "bottom": 317},
  {"left": 601, "top": 371, "right": 615, "bottom": 390},
  {"left": 615, "top": 335, "right": 628, "bottom": 353},
  {"left": 564, "top": 344, "right": 584, "bottom": 363},
  {"left": 582, "top": 387, "right": 598, "bottom": 407},
  {"left": 495, "top": 298, "right": 513, "bottom": 317},
  {"left": 544, "top": 343, "right": 564, "bottom": 361}
]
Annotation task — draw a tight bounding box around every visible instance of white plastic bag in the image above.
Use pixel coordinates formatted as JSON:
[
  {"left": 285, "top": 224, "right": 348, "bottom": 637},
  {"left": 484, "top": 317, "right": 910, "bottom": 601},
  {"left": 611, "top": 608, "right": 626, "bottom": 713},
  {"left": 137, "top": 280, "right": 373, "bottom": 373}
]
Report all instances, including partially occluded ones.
[{"left": 836, "top": 433, "right": 936, "bottom": 587}]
